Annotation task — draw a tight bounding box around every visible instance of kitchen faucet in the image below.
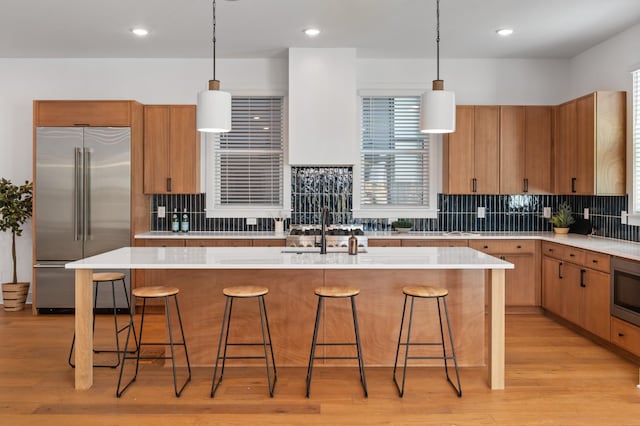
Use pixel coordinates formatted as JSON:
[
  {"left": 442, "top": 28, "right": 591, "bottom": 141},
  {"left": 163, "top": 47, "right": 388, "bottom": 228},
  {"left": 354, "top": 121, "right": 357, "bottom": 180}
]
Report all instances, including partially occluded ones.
[{"left": 319, "top": 206, "right": 330, "bottom": 254}]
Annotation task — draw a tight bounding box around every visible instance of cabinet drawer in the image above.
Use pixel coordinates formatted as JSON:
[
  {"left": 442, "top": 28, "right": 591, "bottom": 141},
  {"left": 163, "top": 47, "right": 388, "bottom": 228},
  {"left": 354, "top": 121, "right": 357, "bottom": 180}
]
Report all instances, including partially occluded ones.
[
  {"left": 185, "top": 239, "right": 252, "bottom": 247},
  {"left": 469, "top": 239, "right": 534, "bottom": 254},
  {"left": 144, "top": 239, "right": 185, "bottom": 247},
  {"left": 611, "top": 316, "right": 640, "bottom": 356},
  {"left": 542, "top": 242, "right": 585, "bottom": 264},
  {"left": 35, "top": 100, "right": 132, "bottom": 126},
  {"left": 402, "top": 239, "right": 468, "bottom": 247},
  {"left": 252, "top": 239, "right": 286, "bottom": 247},
  {"left": 585, "top": 251, "right": 610, "bottom": 273},
  {"left": 368, "top": 239, "right": 401, "bottom": 247}
]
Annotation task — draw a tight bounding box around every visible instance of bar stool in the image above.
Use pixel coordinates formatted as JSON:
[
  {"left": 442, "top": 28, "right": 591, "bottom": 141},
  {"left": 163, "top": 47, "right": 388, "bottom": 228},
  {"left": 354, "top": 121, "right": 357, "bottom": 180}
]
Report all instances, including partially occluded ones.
[
  {"left": 306, "top": 286, "right": 368, "bottom": 398},
  {"left": 393, "top": 285, "right": 462, "bottom": 397},
  {"left": 68, "top": 272, "right": 137, "bottom": 368},
  {"left": 116, "top": 286, "right": 191, "bottom": 397},
  {"left": 210, "top": 286, "right": 277, "bottom": 398}
]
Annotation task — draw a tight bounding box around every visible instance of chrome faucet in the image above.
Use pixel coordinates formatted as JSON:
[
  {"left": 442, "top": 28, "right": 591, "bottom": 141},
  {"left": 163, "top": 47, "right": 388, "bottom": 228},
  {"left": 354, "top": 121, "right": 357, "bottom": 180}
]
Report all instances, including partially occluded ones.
[{"left": 320, "top": 207, "right": 330, "bottom": 254}]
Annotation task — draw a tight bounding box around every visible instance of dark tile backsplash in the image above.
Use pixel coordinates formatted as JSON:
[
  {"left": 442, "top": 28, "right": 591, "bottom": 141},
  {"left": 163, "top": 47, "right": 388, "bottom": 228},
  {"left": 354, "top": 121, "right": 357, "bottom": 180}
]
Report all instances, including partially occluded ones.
[{"left": 150, "top": 168, "right": 637, "bottom": 243}]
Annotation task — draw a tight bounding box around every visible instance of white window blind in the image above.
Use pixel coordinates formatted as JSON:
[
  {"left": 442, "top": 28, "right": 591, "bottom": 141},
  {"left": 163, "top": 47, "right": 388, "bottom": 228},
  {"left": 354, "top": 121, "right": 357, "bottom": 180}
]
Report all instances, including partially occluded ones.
[
  {"left": 211, "top": 96, "right": 284, "bottom": 208},
  {"left": 634, "top": 69, "right": 640, "bottom": 213},
  {"left": 360, "top": 96, "right": 431, "bottom": 208}
]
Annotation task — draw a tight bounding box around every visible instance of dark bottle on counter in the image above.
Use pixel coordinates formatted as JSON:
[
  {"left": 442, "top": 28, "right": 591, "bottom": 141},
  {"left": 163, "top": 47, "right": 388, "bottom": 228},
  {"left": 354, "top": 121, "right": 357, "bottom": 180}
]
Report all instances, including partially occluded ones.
[
  {"left": 171, "top": 208, "right": 180, "bottom": 232},
  {"left": 348, "top": 232, "right": 358, "bottom": 255},
  {"left": 181, "top": 208, "right": 189, "bottom": 233}
]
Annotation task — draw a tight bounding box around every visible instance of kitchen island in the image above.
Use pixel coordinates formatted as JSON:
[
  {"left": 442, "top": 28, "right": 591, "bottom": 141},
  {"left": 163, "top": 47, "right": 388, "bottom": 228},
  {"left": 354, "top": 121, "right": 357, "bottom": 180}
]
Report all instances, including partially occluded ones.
[{"left": 66, "top": 246, "right": 513, "bottom": 391}]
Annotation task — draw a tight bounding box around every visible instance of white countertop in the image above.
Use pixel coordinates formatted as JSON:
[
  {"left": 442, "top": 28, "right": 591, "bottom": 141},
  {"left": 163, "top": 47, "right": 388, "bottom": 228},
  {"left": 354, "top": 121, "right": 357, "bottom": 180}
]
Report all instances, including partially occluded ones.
[
  {"left": 65, "top": 246, "right": 514, "bottom": 270},
  {"left": 136, "top": 231, "right": 287, "bottom": 239}
]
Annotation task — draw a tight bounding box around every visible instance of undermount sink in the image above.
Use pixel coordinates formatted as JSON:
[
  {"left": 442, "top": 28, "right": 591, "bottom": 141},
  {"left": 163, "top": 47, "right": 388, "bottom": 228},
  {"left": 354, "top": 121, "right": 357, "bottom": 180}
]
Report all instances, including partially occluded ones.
[{"left": 281, "top": 247, "right": 367, "bottom": 254}]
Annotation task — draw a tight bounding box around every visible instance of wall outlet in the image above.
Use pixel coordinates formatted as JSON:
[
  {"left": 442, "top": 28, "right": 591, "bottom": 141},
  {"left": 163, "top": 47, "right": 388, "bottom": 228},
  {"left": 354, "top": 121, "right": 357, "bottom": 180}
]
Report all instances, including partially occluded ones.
[
  {"left": 583, "top": 208, "right": 589, "bottom": 219},
  {"left": 543, "top": 207, "right": 551, "bottom": 218},
  {"left": 477, "top": 207, "right": 486, "bottom": 219},
  {"left": 158, "top": 206, "right": 166, "bottom": 218},
  {"left": 621, "top": 210, "right": 628, "bottom": 224},
  {"left": 246, "top": 217, "right": 257, "bottom": 226}
]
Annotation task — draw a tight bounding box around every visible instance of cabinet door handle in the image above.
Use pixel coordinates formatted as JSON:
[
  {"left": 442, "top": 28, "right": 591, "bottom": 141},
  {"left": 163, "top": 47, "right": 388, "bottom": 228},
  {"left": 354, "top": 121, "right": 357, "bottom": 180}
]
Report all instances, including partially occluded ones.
[
  {"left": 592, "top": 259, "right": 598, "bottom": 264},
  {"left": 571, "top": 177, "right": 577, "bottom": 193},
  {"left": 483, "top": 245, "right": 489, "bottom": 249},
  {"left": 618, "top": 332, "right": 625, "bottom": 337},
  {"left": 569, "top": 253, "right": 575, "bottom": 257},
  {"left": 472, "top": 178, "right": 477, "bottom": 193},
  {"left": 167, "top": 177, "right": 172, "bottom": 192},
  {"left": 558, "top": 262, "right": 563, "bottom": 279},
  {"left": 517, "top": 245, "right": 522, "bottom": 249},
  {"left": 523, "top": 178, "right": 529, "bottom": 193},
  {"left": 580, "top": 269, "right": 586, "bottom": 287}
]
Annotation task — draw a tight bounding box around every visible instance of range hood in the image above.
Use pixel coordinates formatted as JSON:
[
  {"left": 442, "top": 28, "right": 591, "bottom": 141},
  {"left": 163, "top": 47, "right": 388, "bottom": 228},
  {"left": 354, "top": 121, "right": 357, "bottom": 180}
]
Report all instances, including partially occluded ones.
[{"left": 288, "top": 48, "right": 358, "bottom": 165}]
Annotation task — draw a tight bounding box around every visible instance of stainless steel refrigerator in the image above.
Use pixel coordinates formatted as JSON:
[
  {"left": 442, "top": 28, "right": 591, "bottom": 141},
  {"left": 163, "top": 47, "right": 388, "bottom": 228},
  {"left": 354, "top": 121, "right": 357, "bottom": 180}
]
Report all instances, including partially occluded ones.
[{"left": 34, "top": 127, "right": 131, "bottom": 312}]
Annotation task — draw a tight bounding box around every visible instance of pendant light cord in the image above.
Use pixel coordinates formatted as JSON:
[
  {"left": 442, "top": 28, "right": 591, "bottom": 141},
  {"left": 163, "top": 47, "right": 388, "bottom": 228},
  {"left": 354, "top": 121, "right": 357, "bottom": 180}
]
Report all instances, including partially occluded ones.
[
  {"left": 212, "top": 0, "right": 217, "bottom": 81},
  {"left": 436, "top": 0, "right": 440, "bottom": 81}
]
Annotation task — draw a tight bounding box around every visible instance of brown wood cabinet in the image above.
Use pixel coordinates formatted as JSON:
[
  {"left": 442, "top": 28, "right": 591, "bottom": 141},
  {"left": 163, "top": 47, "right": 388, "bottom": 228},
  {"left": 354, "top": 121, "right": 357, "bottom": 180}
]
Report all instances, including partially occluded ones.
[
  {"left": 444, "top": 106, "right": 499, "bottom": 194},
  {"left": 500, "top": 106, "right": 552, "bottom": 194},
  {"left": 367, "top": 239, "right": 402, "bottom": 247},
  {"left": 143, "top": 105, "right": 200, "bottom": 194},
  {"left": 469, "top": 239, "right": 540, "bottom": 306},
  {"left": 553, "top": 92, "right": 626, "bottom": 194},
  {"left": 185, "top": 239, "right": 252, "bottom": 247},
  {"left": 541, "top": 242, "right": 610, "bottom": 340},
  {"left": 402, "top": 239, "right": 468, "bottom": 247},
  {"left": 33, "top": 100, "right": 134, "bottom": 127},
  {"left": 611, "top": 316, "right": 640, "bottom": 357}
]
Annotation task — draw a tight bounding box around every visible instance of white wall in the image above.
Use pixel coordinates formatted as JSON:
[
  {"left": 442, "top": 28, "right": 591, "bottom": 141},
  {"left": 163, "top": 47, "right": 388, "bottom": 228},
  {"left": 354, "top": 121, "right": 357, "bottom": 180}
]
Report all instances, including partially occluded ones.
[{"left": 568, "top": 22, "right": 640, "bottom": 197}]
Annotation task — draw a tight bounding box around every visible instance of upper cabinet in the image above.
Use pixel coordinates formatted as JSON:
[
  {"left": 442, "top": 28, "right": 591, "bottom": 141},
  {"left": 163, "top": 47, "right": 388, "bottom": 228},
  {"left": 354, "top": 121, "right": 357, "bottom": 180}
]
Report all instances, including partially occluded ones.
[
  {"left": 288, "top": 48, "right": 358, "bottom": 165},
  {"left": 500, "top": 106, "right": 552, "bottom": 194},
  {"left": 34, "top": 100, "right": 136, "bottom": 127},
  {"left": 553, "top": 91, "right": 626, "bottom": 195},
  {"left": 444, "top": 105, "right": 499, "bottom": 194},
  {"left": 143, "top": 105, "right": 200, "bottom": 194}
]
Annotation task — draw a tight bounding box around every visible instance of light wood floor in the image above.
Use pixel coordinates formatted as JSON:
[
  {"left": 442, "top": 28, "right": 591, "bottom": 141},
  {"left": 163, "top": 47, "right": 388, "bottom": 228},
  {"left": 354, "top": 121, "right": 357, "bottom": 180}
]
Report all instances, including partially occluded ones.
[{"left": 1, "top": 308, "right": 639, "bottom": 425}]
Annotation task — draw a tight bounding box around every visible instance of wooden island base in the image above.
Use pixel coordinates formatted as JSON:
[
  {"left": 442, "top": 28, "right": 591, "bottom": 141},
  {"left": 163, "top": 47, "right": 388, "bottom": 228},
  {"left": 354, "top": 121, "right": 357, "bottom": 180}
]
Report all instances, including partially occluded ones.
[{"left": 140, "top": 268, "right": 485, "bottom": 368}]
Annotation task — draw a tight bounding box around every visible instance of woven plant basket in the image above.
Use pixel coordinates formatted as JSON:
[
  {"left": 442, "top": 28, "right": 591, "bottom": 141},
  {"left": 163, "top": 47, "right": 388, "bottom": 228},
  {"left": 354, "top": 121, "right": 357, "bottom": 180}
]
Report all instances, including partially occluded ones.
[{"left": 2, "top": 282, "right": 30, "bottom": 311}]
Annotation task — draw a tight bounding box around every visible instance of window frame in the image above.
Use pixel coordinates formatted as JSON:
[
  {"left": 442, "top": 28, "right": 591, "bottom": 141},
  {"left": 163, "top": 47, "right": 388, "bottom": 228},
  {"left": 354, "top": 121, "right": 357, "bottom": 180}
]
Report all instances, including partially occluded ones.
[
  {"left": 627, "top": 68, "right": 640, "bottom": 225},
  {"left": 205, "top": 92, "right": 291, "bottom": 219},
  {"left": 352, "top": 90, "right": 441, "bottom": 219}
]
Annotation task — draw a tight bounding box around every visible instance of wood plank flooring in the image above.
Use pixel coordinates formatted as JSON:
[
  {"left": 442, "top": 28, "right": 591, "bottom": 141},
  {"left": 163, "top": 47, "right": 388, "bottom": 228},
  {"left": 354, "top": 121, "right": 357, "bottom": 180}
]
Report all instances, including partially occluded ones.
[{"left": 1, "top": 308, "right": 639, "bottom": 425}]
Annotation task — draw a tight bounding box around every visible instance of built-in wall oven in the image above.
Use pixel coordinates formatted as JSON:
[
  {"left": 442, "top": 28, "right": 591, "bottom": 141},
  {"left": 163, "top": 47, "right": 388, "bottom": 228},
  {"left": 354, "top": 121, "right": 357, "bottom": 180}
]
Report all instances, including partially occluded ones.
[{"left": 611, "top": 256, "right": 640, "bottom": 327}]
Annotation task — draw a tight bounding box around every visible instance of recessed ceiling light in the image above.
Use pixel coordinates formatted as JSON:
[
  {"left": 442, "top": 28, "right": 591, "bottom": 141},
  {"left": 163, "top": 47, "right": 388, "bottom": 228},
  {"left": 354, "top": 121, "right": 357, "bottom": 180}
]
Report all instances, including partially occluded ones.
[
  {"left": 131, "top": 28, "right": 149, "bottom": 37},
  {"left": 304, "top": 28, "right": 321, "bottom": 37},
  {"left": 496, "top": 28, "right": 514, "bottom": 37}
]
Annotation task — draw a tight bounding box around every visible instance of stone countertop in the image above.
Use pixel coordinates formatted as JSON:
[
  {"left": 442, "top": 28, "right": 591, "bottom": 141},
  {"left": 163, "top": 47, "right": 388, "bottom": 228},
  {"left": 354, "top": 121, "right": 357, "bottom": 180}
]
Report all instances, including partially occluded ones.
[
  {"left": 134, "top": 231, "right": 640, "bottom": 262},
  {"left": 65, "top": 246, "right": 514, "bottom": 270}
]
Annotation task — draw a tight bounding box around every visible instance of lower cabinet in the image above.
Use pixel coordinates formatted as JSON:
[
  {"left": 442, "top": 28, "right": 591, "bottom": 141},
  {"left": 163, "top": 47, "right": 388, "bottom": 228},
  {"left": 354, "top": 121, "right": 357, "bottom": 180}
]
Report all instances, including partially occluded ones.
[
  {"left": 541, "top": 242, "right": 610, "bottom": 341},
  {"left": 611, "top": 316, "right": 640, "bottom": 357},
  {"left": 469, "top": 240, "right": 540, "bottom": 307}
]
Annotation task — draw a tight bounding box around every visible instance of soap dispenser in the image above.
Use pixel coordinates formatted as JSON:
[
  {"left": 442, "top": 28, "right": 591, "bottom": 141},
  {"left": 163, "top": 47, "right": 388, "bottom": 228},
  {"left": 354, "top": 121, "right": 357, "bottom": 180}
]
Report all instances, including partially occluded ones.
[{"left": 348, "top": 232, "right": 358, "bottom": 255}]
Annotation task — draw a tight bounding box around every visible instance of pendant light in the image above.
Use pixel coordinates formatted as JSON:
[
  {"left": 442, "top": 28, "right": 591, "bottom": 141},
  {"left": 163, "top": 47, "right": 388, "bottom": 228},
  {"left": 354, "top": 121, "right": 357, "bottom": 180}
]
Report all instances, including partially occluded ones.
[
  {"left": 420, "top": 0, "right": 455, "bottom": 133},
  {"left": 197, "top": 0, "right": 231, "bottom": 133}
]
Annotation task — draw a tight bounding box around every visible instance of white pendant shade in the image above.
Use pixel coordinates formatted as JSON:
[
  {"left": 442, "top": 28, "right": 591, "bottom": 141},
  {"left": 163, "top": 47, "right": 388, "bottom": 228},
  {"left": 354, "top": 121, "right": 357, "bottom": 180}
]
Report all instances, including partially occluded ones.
[
  {"left": 420, "top": 90, "right": 456, "bottom": 134},
  {"left": 197, "top": 88, "right": 232, "bottom": 133}
]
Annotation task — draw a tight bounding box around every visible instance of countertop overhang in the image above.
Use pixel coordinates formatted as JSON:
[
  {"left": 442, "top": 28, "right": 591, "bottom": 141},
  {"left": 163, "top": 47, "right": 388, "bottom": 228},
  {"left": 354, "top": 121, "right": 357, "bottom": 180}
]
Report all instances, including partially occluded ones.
[{"left": 65, "top": 246, "right": 514, "bottom": 270}]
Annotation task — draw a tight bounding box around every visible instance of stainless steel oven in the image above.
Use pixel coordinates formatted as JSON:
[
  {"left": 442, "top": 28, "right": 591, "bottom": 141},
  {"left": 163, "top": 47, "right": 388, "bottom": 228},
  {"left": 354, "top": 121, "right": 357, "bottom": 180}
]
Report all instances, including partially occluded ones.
[{"left": 611, "top": 257, "right": 640, "bottom": 327}]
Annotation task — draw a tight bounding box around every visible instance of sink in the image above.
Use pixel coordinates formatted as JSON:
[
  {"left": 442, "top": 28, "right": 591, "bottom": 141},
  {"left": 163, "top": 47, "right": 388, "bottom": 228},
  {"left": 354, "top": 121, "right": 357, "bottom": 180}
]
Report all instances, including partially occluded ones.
[{"left": 281, "top": 247, "right": 367, "bottom": 254}]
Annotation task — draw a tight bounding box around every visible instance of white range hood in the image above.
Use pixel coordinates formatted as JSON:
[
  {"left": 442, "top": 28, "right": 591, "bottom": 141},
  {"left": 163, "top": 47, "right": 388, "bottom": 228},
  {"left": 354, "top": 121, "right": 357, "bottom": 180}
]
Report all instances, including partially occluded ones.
[{"left": 288, "top": 48, "right": 358, "bottom": 165}]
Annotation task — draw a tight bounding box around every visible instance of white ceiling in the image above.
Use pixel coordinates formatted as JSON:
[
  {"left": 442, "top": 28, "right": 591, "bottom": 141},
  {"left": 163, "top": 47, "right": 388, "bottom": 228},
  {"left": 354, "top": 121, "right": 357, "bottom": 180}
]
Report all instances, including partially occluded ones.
[{"left": 1, "top": 0, "right": 639, "bottom": 59}]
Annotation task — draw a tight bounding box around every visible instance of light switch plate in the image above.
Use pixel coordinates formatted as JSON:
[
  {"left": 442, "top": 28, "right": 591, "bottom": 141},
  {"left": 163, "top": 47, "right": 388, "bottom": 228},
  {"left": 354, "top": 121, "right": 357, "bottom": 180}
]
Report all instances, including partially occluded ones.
[
  {"left": 158, "top": 206, "right": 166, "bottom": 218},
  {"left": 543, "top": 207, "right": 551, "bottom": 218},
  {"left": 622, "top": 210, "right": 628, "bottom": 224},
  {"left": 584, "top": 208, "right": 589, "bottom": 219},
  {"left": 246, "top": 217, "right": 257, "bottom": 226},
  {"left": 477, "top": 207, "right": 486, "bottom": 219}
]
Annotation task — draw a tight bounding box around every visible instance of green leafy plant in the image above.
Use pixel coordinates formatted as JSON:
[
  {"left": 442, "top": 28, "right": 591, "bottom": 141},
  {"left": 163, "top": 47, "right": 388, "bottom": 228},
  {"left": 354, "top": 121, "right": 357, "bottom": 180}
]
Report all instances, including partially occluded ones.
[
  {"left": 392, "top": 220, "right": 413, "bottom": 229},
  {"left": 0, "top": 178, "right": 33, "bottom": 283},
  {"left": 549, "top": 202, "right": 575, "bottom": 229}
]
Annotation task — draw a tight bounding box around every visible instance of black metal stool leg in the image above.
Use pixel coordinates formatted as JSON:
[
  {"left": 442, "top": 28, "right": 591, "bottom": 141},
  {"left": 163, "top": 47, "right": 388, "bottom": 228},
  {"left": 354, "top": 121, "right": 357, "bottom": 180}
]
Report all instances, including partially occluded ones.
[
  {"left": 211, "top": 296, "right": 232, "bottom": 397},
  {"left": 393, "top": 294, "right": 416, "bottom": 397},
  {"left": 170, "top": 294, "right": 191, "bottom": 397},
  {"left": 116, "top": 296, "right": 143, "bottom": 397},
  {"left": 119, "top": 278, "right": 138, "bottom": 354},
  {"left": 440, "top": 296, "right": 462, "bottom": 397},
  {"left": 350, "top": 295, "right": 368, "bottom": 398},
  {"left": 306, "top": 295, "right": 323, "bottom": 398},
  {"left": 258, "top": 295, "right": 277, "bottom": 397}
]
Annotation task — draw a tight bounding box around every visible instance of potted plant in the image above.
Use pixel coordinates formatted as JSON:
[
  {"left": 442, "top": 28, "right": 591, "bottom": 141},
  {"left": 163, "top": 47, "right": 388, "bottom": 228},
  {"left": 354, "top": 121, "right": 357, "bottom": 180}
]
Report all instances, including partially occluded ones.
[
  {"left": 392, "top": 220, "right": 413, "bottom": 233},
  {"left": 549, "top": 202, "right": 575, "bottom": 234},
  {"left": 0, "top": 178, "right": 33, "bottom": 311}
]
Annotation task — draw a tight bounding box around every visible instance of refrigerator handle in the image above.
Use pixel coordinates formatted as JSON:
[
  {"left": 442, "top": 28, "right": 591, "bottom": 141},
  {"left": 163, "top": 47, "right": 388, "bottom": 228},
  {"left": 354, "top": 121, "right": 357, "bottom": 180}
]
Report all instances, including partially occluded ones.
[
  {"left": 74, "top": 147, "right": 82, "bottom": 241},
  {"left": 83, "top": 148, "right": 91, "bottom": 241}
]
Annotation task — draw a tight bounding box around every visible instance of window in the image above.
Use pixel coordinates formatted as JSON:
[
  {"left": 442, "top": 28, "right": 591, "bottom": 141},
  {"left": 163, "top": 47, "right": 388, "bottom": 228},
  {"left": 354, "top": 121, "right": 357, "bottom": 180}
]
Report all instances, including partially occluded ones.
[
  {"left": 633, "top": 69, "right": 640, "bottom": 216},
  {"left": 353, "top": 95, "right": 439, "bottom": 218},
  {"left": 206, "top": 96, "right": 289, "bottom": 217}
]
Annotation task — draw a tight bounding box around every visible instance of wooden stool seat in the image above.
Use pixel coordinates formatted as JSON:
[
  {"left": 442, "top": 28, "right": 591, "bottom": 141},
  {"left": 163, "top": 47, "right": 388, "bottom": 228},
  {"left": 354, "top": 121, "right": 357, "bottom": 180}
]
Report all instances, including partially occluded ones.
[
  {"left": 315, "top": 286, "right": 360, "bottom": 298},
  {"left": 223, "top": 285, "right": 269, "bottom": 298},
  {"left": 402, "top": 285, "right": 448, "bottom": 298},
  {"left": 133, "top": 286, "right": 179, "bottom": 298},
  {"left": 92, "top": 272, "right": 126, "bottom": 282}
]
